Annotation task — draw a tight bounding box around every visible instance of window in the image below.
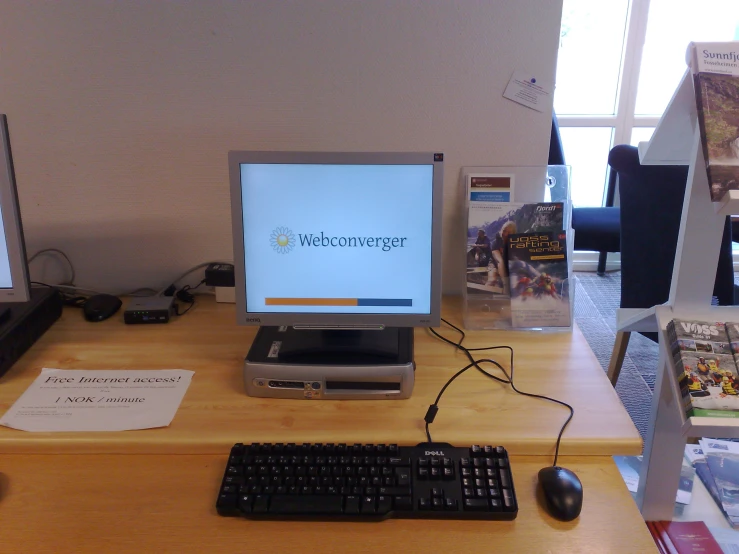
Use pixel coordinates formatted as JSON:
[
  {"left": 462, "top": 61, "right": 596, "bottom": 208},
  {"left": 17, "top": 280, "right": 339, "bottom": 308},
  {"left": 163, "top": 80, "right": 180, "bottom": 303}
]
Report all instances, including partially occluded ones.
[{"left": 555, "top": 0, "right": 739, "bottom": 209}]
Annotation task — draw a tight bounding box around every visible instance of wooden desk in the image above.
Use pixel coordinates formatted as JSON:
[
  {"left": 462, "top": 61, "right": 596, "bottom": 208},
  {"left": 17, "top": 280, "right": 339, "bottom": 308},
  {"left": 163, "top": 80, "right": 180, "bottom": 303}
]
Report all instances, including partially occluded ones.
[
  {"left": 0, "top": 455, "right": 656, "bottom": 553},
  {"left": 0, "top": 296, "right": 641, "bottom": 456},
  {"left": 0, "top": 296, "right": 654, "bottom": 552}
]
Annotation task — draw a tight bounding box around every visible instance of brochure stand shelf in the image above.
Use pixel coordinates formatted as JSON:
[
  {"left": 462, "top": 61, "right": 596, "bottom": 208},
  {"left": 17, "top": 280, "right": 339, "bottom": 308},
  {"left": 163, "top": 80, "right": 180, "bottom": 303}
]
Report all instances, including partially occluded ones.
[
  {"left": 460, "top": 165, "right": 574, "bottom": 332},
  {"left": 635, "top": 43, "right": 739, "bottom": 520}
]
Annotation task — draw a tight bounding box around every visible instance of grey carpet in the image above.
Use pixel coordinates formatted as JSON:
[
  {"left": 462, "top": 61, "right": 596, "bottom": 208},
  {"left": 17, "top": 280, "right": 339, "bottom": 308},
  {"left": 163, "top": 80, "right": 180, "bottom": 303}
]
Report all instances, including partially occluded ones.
[{"left": 573, "top": 272, "right": 657, "bottom": 445}]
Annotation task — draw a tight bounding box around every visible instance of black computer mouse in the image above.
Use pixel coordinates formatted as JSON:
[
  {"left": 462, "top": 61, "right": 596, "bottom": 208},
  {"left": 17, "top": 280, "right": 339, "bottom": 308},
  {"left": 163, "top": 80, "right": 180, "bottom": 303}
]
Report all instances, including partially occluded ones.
[
  {"left": 83, "top": 294, "right": 122, "bottom": 322},
  {"left": 537, "top": 466, "right": 583, "bottom": 521}
]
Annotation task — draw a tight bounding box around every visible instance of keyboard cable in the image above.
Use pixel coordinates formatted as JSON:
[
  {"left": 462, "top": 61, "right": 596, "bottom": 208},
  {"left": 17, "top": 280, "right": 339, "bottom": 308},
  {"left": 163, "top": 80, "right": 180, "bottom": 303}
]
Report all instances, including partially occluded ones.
[{"left": 425, "top": 318, "right": 574, "bottom": 468}]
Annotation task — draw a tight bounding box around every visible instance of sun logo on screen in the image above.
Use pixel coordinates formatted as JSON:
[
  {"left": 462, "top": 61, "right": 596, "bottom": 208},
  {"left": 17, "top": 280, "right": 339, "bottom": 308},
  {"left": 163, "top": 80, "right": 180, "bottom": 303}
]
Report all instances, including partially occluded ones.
[{"left": 270, "top": 227, "right": 295, "bottom": 254}]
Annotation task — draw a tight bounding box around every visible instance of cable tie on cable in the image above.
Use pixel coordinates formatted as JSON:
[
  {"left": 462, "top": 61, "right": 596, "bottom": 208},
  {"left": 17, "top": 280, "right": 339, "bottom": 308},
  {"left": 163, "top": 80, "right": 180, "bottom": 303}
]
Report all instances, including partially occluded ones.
[{"left": 424, "top": 405, "right": 439, "bottom": 424}]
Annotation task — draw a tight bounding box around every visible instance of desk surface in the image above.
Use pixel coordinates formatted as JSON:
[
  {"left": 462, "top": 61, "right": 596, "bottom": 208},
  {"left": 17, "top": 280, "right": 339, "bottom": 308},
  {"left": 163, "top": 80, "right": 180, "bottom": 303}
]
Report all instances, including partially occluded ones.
[
  {"left": 0, "top": 454, "right": 657, "bottom": 554},
  {"left": 0, "top": 296, "right": 641, "bottom": 456},
  {"left": 0, "top": 295, "right": 653, "bottom": 552}
]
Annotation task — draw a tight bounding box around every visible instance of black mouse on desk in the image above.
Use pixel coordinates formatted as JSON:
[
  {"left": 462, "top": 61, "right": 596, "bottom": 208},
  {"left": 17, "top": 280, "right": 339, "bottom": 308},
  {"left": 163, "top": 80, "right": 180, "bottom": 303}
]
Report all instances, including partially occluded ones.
[
  {"left": 538, "top": 466, "right": 583, "bottom": 521},
  {"left": 83, "top": 294, "right": 122, "bottom": 322}
]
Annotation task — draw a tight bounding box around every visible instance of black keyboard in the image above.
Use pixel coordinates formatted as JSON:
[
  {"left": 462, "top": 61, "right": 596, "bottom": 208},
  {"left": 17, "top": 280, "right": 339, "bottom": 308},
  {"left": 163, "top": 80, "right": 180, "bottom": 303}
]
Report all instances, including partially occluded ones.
[{"left": 216, "top": 442, "right": 517, "bottom": 520}]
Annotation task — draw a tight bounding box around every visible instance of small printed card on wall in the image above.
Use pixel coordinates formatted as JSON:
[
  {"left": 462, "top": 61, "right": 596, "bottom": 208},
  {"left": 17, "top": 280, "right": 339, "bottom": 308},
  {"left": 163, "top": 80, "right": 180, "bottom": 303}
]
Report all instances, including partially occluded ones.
[{"left": 502, "top": 70, "right": 553, "bottom": 113}]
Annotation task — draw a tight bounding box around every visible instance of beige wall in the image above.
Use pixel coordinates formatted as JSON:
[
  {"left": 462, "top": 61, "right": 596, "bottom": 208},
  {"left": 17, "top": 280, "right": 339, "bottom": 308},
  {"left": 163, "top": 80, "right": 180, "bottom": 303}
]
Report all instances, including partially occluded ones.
[{"left": 0, "top": 0, "right": 563, "bottom": 293}]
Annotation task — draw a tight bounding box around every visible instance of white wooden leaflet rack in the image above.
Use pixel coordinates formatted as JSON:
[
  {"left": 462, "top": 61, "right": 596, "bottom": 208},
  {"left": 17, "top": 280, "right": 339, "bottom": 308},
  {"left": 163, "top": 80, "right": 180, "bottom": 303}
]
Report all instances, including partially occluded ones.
[{"left": 631, "top": 66, "right": 739, "bottom": 520}]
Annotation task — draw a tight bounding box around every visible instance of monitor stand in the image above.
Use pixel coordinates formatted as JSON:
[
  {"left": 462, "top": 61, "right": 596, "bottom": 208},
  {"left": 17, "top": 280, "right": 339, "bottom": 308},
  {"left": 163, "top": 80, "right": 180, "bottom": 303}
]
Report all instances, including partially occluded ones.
[
  {"left": 243, "top": 326, "right": 415, "bottom": 400},
  {"left": 0, "top": 288, "right": 64, "bottom": 378},
  {"left": 278, "top": 327, "right": 400, "bottom": 364},
  {"left": 0, "top": 307, "right": 10, "bottom": 326}
]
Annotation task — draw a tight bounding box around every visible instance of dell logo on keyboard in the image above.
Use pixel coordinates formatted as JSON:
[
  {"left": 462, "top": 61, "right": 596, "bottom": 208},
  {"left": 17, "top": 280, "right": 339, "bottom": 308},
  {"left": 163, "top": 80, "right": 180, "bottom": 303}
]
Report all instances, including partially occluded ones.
[{"left": 425, "top": 450, "right": 445, "bottom": 456}]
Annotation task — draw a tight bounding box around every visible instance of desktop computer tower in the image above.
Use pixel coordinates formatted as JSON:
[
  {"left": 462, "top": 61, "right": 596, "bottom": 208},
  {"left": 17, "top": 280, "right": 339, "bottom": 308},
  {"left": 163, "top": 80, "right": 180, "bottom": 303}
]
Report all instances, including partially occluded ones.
[{"left": 0, "top": 287, "right": 64, "bottom": 378}]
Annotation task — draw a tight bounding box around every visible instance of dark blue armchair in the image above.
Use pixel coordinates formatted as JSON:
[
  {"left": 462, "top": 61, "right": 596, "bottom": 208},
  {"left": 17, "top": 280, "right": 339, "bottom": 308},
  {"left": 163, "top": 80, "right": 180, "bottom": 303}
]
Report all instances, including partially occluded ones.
[{"left": 606, "top": 144, "right": 735, "bottom": 385}]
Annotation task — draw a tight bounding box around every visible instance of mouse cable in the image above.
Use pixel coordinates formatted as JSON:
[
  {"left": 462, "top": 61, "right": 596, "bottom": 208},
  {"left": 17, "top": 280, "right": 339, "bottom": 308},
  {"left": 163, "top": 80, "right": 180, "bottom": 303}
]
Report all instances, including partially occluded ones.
[{"left": 425, "top": 317, "right": 574, "bottom": 468}]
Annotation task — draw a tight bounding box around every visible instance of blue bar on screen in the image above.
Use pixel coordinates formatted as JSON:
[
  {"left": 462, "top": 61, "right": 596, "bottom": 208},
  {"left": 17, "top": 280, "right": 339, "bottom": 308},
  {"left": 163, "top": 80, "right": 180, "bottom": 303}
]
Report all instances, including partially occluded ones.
[{"left": 357, "top": 298, "right": 412, "bottom": 307}]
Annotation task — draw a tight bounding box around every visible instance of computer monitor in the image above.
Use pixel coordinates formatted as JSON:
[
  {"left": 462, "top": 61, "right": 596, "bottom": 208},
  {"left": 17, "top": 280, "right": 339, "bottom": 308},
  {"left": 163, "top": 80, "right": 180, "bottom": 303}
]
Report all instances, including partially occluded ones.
[
  {"left": 0, "top": 114, "right": 30, "bottom": 305},
  {"left": 229, "top": 151, "right": 443, "bottom": 360}
]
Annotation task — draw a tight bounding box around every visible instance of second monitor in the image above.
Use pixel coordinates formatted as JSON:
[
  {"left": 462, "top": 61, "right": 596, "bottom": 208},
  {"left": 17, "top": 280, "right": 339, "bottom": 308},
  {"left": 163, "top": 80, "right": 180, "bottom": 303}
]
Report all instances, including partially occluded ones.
[{"left": 228, "top": 151, "right": 444, "bottom": 399}]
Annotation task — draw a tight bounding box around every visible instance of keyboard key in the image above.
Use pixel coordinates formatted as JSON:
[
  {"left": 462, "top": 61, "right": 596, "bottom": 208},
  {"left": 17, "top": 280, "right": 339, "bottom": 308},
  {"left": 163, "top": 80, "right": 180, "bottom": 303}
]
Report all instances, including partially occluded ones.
[
  {"left": 269, "top": 495, "right": 343, "bottom": 515},
  {"left": 361, "top": 496, "right": 377, "bottom": 513},
  {"left": 418, "top": 498, "right": 432, "bottom": 510},
  {"left": 378, "top": 486, "right": 412, "bottom": 496},
  {"left": 216, "top": 493, "right": 237, "bottom": 513},
  {"left": 396, "top": 468, "right": 411, "bottom": 485},
  {"left": 388, "top": 457, "right": 411, "bottom": 466},
  {"left": 238, "top": 494, "right": 254, "bottom": 513},
  {"left": 444, "top": 497, "right": 458, "bottom": 510},
  {"left": 394, "top": 496, "right": 413, "bottom": 510},
  {"left": 464, "top": 498, "right": 489, "bottom": 511},
  {"left": 377, "top": 495, "right": 392, "bottom": 514},
  {"left": 503, "top": 489, "right": 514, "bottom": 509},
  {"left": 344, "top": 495, "right": 361, "bottom": 514},
  {"left": 500, "top": 471, "right": 511, "bottom": 488},
  {"left": 253, "top": 495, "right": 270, "bottom": 513}
]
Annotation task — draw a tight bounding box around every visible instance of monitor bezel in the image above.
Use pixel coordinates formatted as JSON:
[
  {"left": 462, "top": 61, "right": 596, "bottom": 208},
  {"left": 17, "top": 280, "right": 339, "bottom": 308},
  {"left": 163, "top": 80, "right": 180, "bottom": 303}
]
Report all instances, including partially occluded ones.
[
  {"left": 229, "top": 151, "right": 443, "bottom": 328},
  {"left": 0, "top": 115, "right": 30, "bottom": 303}
]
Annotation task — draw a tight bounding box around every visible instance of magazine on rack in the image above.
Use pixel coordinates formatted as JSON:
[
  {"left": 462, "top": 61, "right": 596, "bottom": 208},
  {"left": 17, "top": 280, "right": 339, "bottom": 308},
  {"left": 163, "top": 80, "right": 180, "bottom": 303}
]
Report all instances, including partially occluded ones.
[
  {"left": 466, "top": 202, "right": 563, "bottom": 296},
  {"left": 666, "top": 319, "right": 739, "bottom": 418},
  {"left": 700, "top": 438, "right": 739, "bottom": 520},
  {"left": 506, "top": 231, "right": 570, "bottom": 328},
  {"left": 687, "top": 41, "right": 739, "bottom": 202}
]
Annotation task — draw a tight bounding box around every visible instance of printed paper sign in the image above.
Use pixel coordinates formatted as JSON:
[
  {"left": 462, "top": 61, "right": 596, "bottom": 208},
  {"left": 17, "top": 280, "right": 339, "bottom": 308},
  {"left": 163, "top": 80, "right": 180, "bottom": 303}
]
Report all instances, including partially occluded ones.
[
  {"left": 0, "top": 368, "right": 194, "bottom": 432},
  {"left": 502, "top": 70, "right": 553, "bottom": 112}
]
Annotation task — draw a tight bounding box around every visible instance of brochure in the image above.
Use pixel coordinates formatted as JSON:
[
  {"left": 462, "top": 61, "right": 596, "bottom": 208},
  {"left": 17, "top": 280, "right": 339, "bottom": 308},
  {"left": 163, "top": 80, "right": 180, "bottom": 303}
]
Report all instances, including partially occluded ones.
[
  {"left": 687, "top": 41, "right": 739, "bottom": 202},
  {"left": 466, "top": 201, "right": 564, "bottom": 296},
  {"left": 506, "top": 231, "right": 571, "bottom": 328}
]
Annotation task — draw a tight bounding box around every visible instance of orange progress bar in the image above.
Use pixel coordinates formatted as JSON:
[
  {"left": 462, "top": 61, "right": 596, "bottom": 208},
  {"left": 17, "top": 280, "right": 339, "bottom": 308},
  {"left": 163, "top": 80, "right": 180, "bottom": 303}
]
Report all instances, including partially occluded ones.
[{"left": 265, "top": 298, "right": 358, "bottom": 306}]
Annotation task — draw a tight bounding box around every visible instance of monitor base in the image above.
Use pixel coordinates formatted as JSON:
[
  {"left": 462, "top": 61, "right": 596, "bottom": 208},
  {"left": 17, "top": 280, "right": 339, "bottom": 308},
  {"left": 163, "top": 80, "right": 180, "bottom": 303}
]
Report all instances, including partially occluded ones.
[
  {"left": 243, "top": 326, "right": 415, "bottom": 399},
  {"left": 276, "top": 327, "right": 403, "bottom": 363}
]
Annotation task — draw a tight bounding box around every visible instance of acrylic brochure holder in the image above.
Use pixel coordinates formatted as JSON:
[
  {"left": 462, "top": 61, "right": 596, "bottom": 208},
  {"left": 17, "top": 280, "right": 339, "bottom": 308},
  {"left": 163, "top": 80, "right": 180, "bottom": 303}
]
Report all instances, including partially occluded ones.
[{"left": 461, "top": 165, "right": 573, "bottom": 331}]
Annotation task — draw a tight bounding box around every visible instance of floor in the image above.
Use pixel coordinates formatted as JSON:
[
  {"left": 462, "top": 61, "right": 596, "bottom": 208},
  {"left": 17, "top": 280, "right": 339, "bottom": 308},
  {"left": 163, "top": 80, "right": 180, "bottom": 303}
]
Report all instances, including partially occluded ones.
[{"left": 573, "top": 272, "right": 658, "bottom": 444}]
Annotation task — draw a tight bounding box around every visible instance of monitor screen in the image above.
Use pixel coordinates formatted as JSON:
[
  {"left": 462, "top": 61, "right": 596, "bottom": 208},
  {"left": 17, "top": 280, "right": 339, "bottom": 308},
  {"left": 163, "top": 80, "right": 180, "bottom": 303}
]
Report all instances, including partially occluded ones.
[
  {"left": 229, "top": 151, "right": 443, "bottom": 328},
  {"left": 0, "top": 115, "right": 30, "bottom": 303}
]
